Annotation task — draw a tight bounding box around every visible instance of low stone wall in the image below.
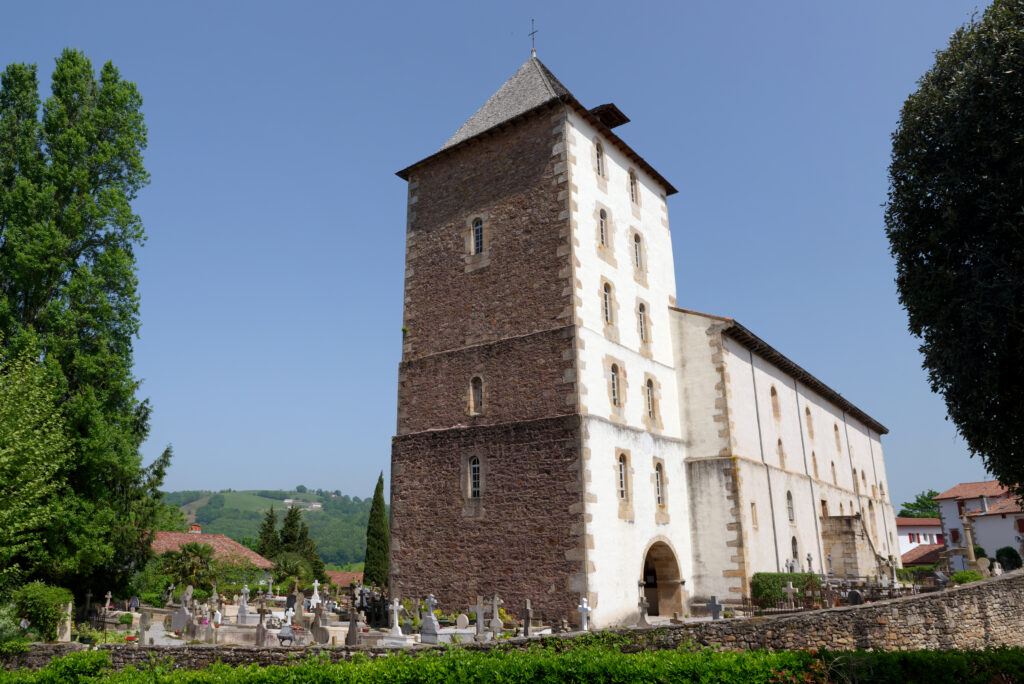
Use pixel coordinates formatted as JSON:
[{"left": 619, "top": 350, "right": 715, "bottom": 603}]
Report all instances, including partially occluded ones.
[{"left": 6, "top": 571, "right": 1023, "bottom": 671}]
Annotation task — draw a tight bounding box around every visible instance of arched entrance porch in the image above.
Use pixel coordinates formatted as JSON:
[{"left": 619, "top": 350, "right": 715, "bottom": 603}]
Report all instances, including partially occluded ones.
[{"left": 641, "top": 541, "right": 683, "bottom": 617}]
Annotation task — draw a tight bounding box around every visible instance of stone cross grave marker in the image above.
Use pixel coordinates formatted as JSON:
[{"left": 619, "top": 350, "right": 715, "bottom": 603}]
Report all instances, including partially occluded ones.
[
  {"left": 456, "top": 613, "right": 469, "bottom": 629},
  {"left": 637, "top": 591, "right": 650, "bottom": 627},
  {"left": 523, "top": 599, "right": 533, "bottom": 637},
  {"left": 213, "top": 609, "right": 222, "bottom": 626},
  {"left": 488, "top": 594, "right": 504, "bottom": 635},
  {"left": 782, "top": 582, "right": 798, "bottom": 607},
  {"left": 827, "top": 553, "right": 834, "bottom": 575},
  {"left": 708, "top": 595, "right": 723, "bottom": 620},
  {"left": 421, "top": 594, "right": 441, "bottom": 644},
  {"left": 284, "top": 606, "right": 295, "bottom": 626},
  {"left": 311, "top": 607, "right": 329, "bottom": 644},
  {"left": 471, "top": 596, "right": 487, "bottom": 636},
  {"left": 806, "top": 553, "right": 814, "bottom": 573},
  {"left": 576, "top": 597, "right": 591, "bottom": 632},
  {"left": 103, "top": 591, "right": 112, "bottom": 612},
  {"left": 390, "top": 598, "right": 403, "bottom": 636},
  {"left": 238, "top": 584, "right": 251, "bottom": 625}
]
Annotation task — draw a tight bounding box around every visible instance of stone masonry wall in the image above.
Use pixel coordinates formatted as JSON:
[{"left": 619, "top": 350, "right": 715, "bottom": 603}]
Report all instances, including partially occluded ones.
[
  {"left": 390, "top": 415, "right": 584, "bottom": 624},
  {"left": 396, "top": 326, "right": 576, "bottom": 435},
  {"left": 399, "top": 103, "right": 573, "bottom": 362},
  {"left": 8, "top": 571, "right": 1024, "bottom": 672}
]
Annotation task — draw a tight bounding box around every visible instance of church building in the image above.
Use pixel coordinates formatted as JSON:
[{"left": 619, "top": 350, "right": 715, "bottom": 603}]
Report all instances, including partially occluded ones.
[{"left": 389, "top": 55, "right": 898, "bottom": 628}]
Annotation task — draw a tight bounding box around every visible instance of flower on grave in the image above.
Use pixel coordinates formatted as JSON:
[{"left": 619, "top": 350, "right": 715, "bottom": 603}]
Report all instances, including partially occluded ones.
[{"left": 202, "top": 620, "right": 209, "bottom": 625}]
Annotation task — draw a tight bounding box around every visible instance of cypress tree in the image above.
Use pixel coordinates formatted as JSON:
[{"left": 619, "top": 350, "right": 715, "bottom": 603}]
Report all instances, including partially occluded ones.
[
  {"left": 363, "top": 472, "right": 389, "bottom": 587},
  {"left": 256, "top": 506, "right": 280, "bottom": 559}
]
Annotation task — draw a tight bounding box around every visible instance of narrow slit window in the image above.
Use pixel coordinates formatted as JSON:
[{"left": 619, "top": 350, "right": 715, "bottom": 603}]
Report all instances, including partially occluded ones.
[
  {"left": 472, "top": 218, "right": 483, "bottom": 255},
  {"left": 629, "top": 171, "right": 638, "bottom": 203},
  {"left": 610, "top": 364, "right": 620, "bottom": 407},
  {"left": 599, "top": 210, "right": 607, "bottom": 247},
  {"left": 470, "top": 377, "right": 483, "bottom": 414},
  {"left": 812, "top": 451, "right": 819, "bottom": 479},
  {"left": 831, "top": 461, "right": 837, "bottom": 485},
  {"left": 618, "top": 454, "right": 628, "bottom": 500},
  {"left": 469, "top": 458, "right": 481, "bottom": 499},
  {"left": 655, "top": 464, "right": 664, "bottom": 507},
  {"left": 633, "top": 234, "right": 643, "bottom": 270},
  {"left": 596, "top": 143, "right": 604, "bottom": 176},
  {"left": 786, "top": 491, "right": 794, "bottom": 521},
  {"left": 603, "top": 283, "right": 613, "bottom": 324},
  {"left": 645, "top": 379, "right": 655, "bottom": 418},
  {"left": 638, "top": 304, "right": 647, "bottom": 342}
]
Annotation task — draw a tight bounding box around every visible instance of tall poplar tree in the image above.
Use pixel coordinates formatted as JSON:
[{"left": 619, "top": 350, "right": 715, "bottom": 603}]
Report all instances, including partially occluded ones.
[
  {"left": 0, "top": 49, "right": 168, "bottom": 593},
  {"left": 363, "top": 473, "right": 389, "bottom": 587}
]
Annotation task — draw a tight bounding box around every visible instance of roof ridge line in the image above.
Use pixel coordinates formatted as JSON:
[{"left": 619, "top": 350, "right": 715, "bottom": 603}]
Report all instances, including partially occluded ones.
[{"left": 530, "top": 56, "right": 557, "bottom": 98}]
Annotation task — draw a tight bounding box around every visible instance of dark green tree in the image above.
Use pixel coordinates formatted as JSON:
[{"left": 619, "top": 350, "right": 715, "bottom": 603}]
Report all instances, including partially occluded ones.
[
  {"left": 363, "top": 472, "right": 389, "bottom": 587},
  {"left": 256, "top": 506, "right": 280, "bottom": 559},
  {"left": 278, "top": 506, "right": 303, "bottom": 551},
  {"left": 995, "top": 545, "right": 1023, "bottom": 571},
  {"left": 0, "top": 49, "right": 166, "bottom": 593},
  {"left": 885, "top": 0, "right": 1024, "bottom": 497},
  {"left": 897, "top": 490, "right": 941, "bottom": 519},
  {"left": 159, "top": 542, "right": 215, "bottom": 590}
]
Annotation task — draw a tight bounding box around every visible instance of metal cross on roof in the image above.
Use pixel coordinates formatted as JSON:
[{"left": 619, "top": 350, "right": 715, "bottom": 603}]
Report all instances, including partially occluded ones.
[{"left": 529, "top": 19, "right": 538, "bottom": 56}]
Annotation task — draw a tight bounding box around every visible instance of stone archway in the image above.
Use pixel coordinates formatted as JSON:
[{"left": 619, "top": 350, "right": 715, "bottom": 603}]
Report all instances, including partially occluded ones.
[{"left": 641, "top": 541, "right": 683, "bottom": 617}]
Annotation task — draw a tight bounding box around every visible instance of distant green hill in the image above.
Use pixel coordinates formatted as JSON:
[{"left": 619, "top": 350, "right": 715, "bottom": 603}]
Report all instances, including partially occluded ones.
[{"left": 161, "top": 487, "right": 376, "bottom": 566}]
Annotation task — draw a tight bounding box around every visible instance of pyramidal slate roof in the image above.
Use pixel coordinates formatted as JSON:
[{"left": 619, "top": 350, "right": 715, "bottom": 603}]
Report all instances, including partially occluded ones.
[{"left": 441, "top": 57, "right": 570, "bottom": 150}]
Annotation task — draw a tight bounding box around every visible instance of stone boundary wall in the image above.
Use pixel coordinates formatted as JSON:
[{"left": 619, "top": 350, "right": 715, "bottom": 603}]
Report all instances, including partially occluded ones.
[{"left": 6, "top": 571, "right": 1023, "bottom": 671}]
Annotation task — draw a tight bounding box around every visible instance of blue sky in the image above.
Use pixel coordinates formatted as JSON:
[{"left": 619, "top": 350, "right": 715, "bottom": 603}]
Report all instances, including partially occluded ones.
[{"left": 1, "top": 1, "right": 992, "bottom": 510}]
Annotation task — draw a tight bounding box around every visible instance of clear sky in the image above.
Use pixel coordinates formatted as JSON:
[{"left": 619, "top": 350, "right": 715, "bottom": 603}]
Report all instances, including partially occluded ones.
[{"left": 1, "top": 1, "right": 993, "bottom": 511}]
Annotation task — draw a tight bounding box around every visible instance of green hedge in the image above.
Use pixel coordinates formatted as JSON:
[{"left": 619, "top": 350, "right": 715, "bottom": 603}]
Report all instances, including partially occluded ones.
[
  {"left": 750, "top": 572, "right": 820, "bottom": 606},
  {"left": 10, "top": 583, "right": 72, "bottom": 642},
  {"left": 5, "top": 644, "right": 1023, "bottom": 683},
  {"left": 951, "top": 570, "right": 983, "bottom": 585}
]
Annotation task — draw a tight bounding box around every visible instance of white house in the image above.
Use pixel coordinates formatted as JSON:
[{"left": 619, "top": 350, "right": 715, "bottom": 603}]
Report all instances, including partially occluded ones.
[
  {"left": 895, "top": 517, "right": 943, "bottom": 555},
  {"left": 934, "top": 480, "right": 1013, "bottom": 571}
]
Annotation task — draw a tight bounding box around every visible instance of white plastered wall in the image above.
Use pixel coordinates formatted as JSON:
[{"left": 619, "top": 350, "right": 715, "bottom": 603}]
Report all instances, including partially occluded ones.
[{"left": 566, "top": 111, "right": 690, "bottom": 627}]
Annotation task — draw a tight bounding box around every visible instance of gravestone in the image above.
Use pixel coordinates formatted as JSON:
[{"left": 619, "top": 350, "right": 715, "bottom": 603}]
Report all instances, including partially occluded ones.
[
  {"left": 285, "top": 592, "right": 297, "bottom": 614},
  {"left": 310, "top": 580, "right": 321, "bottom": 610},
  {"left": 139, "top": 611, "right": 152, "bottom": 645},
  {"left": 345, "top": 610, "right": 360, "bottom": 646},
  {"left": 523, "top": 599, "right": 533, "bottom": 637},
  {"left": 203, "top": 622, "right": 215, "bottom": 644},
  {"left": 636, "top": 593, "right": 650, "bottom": 627},
  {"left": 311, "top": 608, "right": 329, "bottom": 644},
  {"left": 847, "top": 589, "right": 863, "bottom": 605},
  {"left": 993, "top": 561, "right": 1004, "bottom": 576},
  {"left": 471, "top": 597, "right": 487, "bottom": 637},
  {"left": 576, "top": 597, "right": 591, "bottom": 632},
  {"left": 128, "top": 595, "right": 140, "bottom": 613},
  {"left": 284, "top": 606, "right": 295, "bottom": 626},
  {"left": 456, "top": 613, "right": 469, "bottom": 630},
  {"left": 708, "top": 596, "right": 723, "bottom": 620},
  {"left": 57, "top": 602, "right": 72, "bottom": 642},
  {"left": 278, "top": 623, "right": 295, "bottom": 647},
  {"left": 103, "top": 591, "right": 112, "bottom": 612},
  {"left": 255, "top": 622, "right": 268, "bottom": 647},
  {"left": 171, "top": 586, "right": 194, "bottom": 633},
  {"left": 237, "top": 584, "right": 251, "bottom": 625},
  {"left": 213, "top": 609, "right": 222, "bottom": 626},
  {"left": 420, "top": 594, "right": 441, "bottom": 645},
  {"left": 488, "top": 594, "right": 504, "bottom": 635},
  {"left": 782, "top": 582, "right": 798, "bottom": 607},
  {"left": 389, "top": 598, "right": 403, "bottom": 636},
  {"left": 977, "top": 557, "right": 992, "bottom": 578}
]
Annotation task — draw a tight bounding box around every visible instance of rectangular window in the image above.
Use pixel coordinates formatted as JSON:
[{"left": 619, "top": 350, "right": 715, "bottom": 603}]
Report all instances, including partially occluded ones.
[
  {"left": 473, "top": 225, "right": 483, "bottom": 254},
  {"left": 1017, "top": 519, "right": 1024, "bottom": 534},
  {"left": 937, "top": 534, "right": 944, "bottom": 544},
  {"left": 950, "top": 529, "right": 960, "bottom": 544}
]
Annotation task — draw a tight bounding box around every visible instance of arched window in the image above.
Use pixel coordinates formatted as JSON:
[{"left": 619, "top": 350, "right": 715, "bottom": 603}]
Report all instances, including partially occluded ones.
[
  {"left": 629, "top": 171, "right": 638, "bottom": 203},
  {"left": 786, "top": 491, "right": 794, "bottom": 521},
  {"left": 618, "top": 454, "right": 628, "bottom": 500},
  {"left": 839, "top": 502, "right": 845, "bottom": 515},
  {"left": 655, "top": 463, "right": 664, "bottom": 507},
  {"left": 638, "top": 303, "right": 648, "bottom": 343},
  {"left": 610, "top": 364, "right": 620, "bottom": 406},
  {"left": 770, "top": 386, "right": 781, "bottom": 420},
  {"left": 805, "top": 406, "right": 814, "bottom": 440},
  {"left": 868, "top": 500, "right": 877, "bottom": 538},
  {"left": 834, "top": 424, "right": 842, "bottom": 452},
  {"left": 596, "top": 142, "right": 604, "bottom": 176},
  {"left": 633, "top": 234, "right": 643, "bottom": 270},
  {"left": 879, "top": 482, "right": 885, "bottom": 498},
  {"left": 472, "top": 218, "right": 483, "bottom": 255},
  {"left": 750, "top": 502, "right": 759, "bottom": 529},
  {"left": 852, "top": 469, "right": 858, "bottom": 491},
  {"left": 645, "top": 379, "right": 655, "bottom": 419},
  {"left": 831, "top": 461, "right": 837, "bottom": 485},
  {"left": 871, "top": 484, "right": 877, "bottom": 499},
  {"left": 469, "top": 457, "right": 481, "bottom": 499},
  {"left": 777, "top": 438, "right": 786, "bottom": 470},
  {"left": 791, "top": 536, "right": 799, "bottom": 560},
  {"left": 599, "top": 209, "right": 607, "bottom": 246},
  {"left": 603, "top": 283, "right": 613, "bottom": 324},
  {"left": 861, "top": 471, "right": 867, "bottom": 490},
  {"left": 811, "top": 451, "right": 819, "bottom": 479},
  {"left": 470, "top": 377, "right": 483, "bottom": 414}
]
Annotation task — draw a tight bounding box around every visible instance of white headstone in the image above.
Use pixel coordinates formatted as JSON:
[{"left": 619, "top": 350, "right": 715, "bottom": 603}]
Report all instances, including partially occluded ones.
[
  {"left": 456, "top": 613, "right": 469, "bottom": 629},
  {"left": 576, "top": 597, "right": 591, "bottom": 631},
  {"left": 284, "top": 606, "right": 295, "bottom": 626},
  {"left": 390, "top": 598, "right": 402, "bottom": 636},
  {"left": 310, "top": 580, "right": 321, "bottom": 609}
]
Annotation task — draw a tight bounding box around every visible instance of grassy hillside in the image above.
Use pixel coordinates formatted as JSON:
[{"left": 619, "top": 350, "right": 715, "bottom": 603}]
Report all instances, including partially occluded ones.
[{"left": 161, "top": 487, "right": 374, "bottom": 566}]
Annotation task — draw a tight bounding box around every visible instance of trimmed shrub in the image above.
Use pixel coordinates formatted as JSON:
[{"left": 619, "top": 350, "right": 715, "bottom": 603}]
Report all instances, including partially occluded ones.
[
  {"left": 973, "top": 545, "right": 987, "bottom": 559},
  {"left": 995, "top": 546, "right": 1022, "bottom": 571},
  {"left": 750, "top": 572, "right": 820, "bottom": 606},
  {"left": 10, "top": 582, "right": 73, "bottom": 642},
  {"left": 951, "top": 570, "right": 983, "bottom": 585}
]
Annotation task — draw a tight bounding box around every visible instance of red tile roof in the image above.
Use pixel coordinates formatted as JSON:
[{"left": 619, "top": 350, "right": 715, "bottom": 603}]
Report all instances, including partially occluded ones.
[
  {"left": 326, "top": 571, "right": 363, "bottom": 587},
  {"left": 901, "top": 543, "right": 945, "bottom": 566},
  {"left": 895, "top": 517, "right": 941, "bottom": 527},
  {"left": 151, "top": 531, "right": 274, "bottom": 569},
  {"left": 933, "top": 481, "right": 1008, "bottom": 501},
  {"left": 967, "top": 498, "right": 1024, "bottom": 518}
]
